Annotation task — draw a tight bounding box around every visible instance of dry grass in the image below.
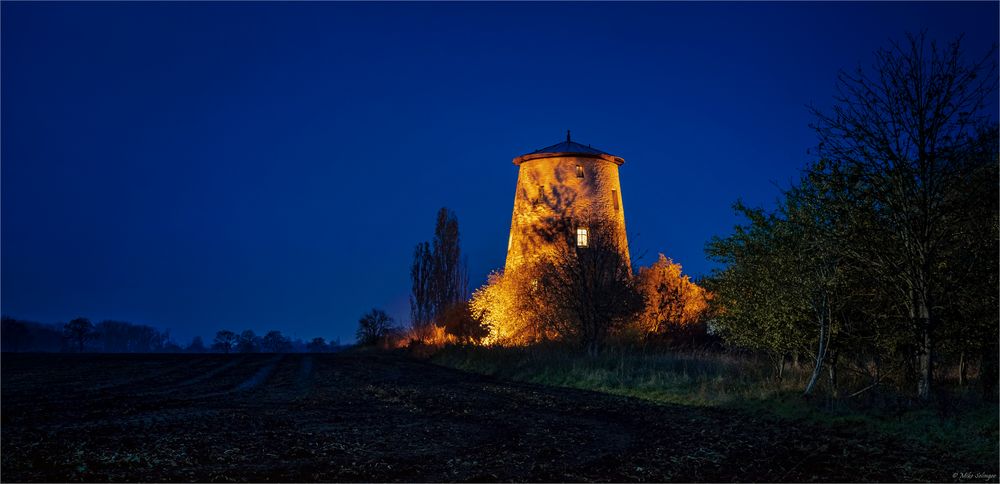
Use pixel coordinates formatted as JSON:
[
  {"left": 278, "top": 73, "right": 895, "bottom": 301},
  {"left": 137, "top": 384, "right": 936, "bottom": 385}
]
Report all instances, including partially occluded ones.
[{"left": 432, "top": 344, "right": 1000, "bottom": 463}]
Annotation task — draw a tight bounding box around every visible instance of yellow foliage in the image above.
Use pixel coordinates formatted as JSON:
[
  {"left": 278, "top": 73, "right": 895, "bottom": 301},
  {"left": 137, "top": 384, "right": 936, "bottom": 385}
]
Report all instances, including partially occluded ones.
[
  {"left": 390, "top": 323, "right": 456, "bottom": 349},
  {"left": 634, "top": 254, "right": 710, "bottom": 334},
  {"left": 469, "top": 268, "right": 555, "bottom": 346},
  {"left": 472, "top": 253, "right": 710, "bottom": 345}
]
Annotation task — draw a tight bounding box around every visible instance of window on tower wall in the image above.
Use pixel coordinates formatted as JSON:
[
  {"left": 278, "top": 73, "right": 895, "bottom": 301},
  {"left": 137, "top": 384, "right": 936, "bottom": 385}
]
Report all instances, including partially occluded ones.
[
  {"left": 576, "top": 164, "right": 584, "bottom": 178},
  {"left": 612, "top": 190, "right": 619, "bottom": 210},
  {"left": 576, "top": 228, "right": 589, "bottom": 248}
]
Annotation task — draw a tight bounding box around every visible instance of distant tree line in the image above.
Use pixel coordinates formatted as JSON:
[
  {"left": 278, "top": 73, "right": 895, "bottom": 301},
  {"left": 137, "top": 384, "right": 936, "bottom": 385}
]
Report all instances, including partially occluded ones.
[
  {"left": 705, "top": 33, "right": 998, "bottom": 400},
  {"left": 2, "top": 316, "right": 178, "bottom": 353},
  {"left": 1, "top": 316, "right": 344, "bottom": 354},
  {"left": 208, "top": 329, "right": 343, "bottom": 353}
]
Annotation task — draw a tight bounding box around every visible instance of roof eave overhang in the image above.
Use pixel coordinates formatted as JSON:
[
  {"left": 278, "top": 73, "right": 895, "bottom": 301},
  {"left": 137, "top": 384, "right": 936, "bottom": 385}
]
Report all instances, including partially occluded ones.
[{"left": 512, "top": 151, "right": 625, "bottom": 166}]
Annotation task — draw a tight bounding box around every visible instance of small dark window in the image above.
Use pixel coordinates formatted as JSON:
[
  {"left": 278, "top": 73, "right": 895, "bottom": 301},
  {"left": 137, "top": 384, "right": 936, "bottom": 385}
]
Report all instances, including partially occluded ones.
[
  {"left": 575, "top": 165, "right": 584, "bottom": 178},
  {"left": 612, "top": 190, "right": 619, "bottom": 210}
]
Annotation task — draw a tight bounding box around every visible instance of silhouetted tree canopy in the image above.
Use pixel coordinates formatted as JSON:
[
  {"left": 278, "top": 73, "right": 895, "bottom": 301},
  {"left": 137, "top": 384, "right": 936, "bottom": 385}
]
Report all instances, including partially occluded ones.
[
  {"left": 307, "top": 337, "right": 328, "bottom": 353},
  {"left": 356, "top": 308, "right": 398, "bottom": 346},
  {"left": 63, "top": 317, "right": 96, "bottom": 353},
  {"left": 187, "top": 336, "right": 207, "bottom": 353},
  {"left": 94, "top": 320, "right": 170, "bottom": 353},
  {"left": 410, "top": 207, "right": 469, "bottom": 339},
  {"left": 213, "top": 330, "right": 237, "bottom": 354},
  {"left": 237, "top": 330, "right": 260, "bottom": 353},
  {"left": 262, "top": 330, "right": 292, "bottom": 353},
  {"left": 1, "top": 316, "right": 33, "bottom": 352}
]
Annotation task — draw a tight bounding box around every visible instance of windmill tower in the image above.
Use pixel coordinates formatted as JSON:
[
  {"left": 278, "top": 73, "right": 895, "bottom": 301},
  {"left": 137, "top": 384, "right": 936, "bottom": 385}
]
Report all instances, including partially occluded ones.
[{"left": 504, "top": 131, "right": 630, "bottom": 273}]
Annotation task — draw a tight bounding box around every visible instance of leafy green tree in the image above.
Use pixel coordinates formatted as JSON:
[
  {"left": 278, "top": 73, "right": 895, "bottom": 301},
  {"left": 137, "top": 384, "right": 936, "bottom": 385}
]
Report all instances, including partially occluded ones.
[
  {"left": 706, "top": 203, "right": 810, "bottom": 379},
  {"left": 935, "top": 127, "right": 999, "bottom": 396}
]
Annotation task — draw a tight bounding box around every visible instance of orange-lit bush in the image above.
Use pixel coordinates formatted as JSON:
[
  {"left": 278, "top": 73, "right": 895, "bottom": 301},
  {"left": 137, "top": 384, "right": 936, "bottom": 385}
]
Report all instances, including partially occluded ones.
[
  {"left": 634, "top": 254, "right": 710, "bottom": 335},
  {"left": 469, "top": 268, "right": 552, "bottom": 346},
  {"left": 389, "top": 323, "right": 455, "bottom": 349}
]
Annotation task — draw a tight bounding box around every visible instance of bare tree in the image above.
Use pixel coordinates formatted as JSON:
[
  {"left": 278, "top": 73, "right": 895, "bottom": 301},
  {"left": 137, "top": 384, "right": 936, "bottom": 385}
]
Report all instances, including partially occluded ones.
[
  {"left": 431, "top": 208, "right": 468, "bottom": 312},
  {"left": 213, "top": 330, "right": 237, "bottom": 354},
  {"left": 357, "top": 308, "right": 398, "bottom": 346},
  {"left": 410, "top": 207, "right": 469, "bottom": 340},
  {"left": 63, "top": 317, "right": 95, "bottom": 353},
  {"left": 356, "top": 309, "right": 396, "bottom": 346},
  {"left": 532, "top": 217, "right": 642, "bottom": 355},
  {"left": 809, "top": 33, "right": 997, "bottom": 400},
  {"left": 410, "top": 241, "right": 434, "bottom": 337}
]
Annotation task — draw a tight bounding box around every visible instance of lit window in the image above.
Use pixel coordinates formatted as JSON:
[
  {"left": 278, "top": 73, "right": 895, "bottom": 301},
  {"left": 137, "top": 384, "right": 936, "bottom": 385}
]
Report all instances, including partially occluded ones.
[
  {"left": 612, "top": 190, "right": 619, "bottom": 210},
  {"left": 576, "top": 228, "right": 589, "bottom": 247},
  {"left": 576, "top": 165, "right": 584, "bottom": 178}
]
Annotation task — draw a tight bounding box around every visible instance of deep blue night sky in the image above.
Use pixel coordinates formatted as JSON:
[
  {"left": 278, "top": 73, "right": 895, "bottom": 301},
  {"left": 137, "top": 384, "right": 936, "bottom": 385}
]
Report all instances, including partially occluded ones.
[{"left": 2, "top": 2, "right": 997, "bottom": 345}]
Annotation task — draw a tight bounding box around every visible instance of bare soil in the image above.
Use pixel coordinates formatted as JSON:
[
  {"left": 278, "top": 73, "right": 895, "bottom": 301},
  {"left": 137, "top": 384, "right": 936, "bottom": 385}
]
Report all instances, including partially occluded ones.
[{"left": 0, "top": 352, "right": 987, "bottom": 482}]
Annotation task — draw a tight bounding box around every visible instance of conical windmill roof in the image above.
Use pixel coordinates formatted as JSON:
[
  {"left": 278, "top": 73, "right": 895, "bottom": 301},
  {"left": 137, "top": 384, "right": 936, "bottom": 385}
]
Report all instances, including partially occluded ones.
[{"left": 513, "top": 131, "right": 625, "bottom": 166}]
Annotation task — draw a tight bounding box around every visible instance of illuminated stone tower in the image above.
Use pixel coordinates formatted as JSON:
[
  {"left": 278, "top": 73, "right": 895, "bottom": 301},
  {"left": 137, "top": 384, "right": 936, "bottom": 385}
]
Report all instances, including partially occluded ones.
[{"left": 504, "top": 131, "right": 630, "bottom": 272}]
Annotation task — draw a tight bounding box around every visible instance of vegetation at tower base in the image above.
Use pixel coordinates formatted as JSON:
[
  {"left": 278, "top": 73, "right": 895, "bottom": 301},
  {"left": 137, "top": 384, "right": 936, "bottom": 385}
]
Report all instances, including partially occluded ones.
[
  {"left": 470, "top": 216, "right": 710, "bottom": 351},
  {"left": 530, "top": 217, "right": 642, "bottom": 355},
  {"left": 705, "top": 33, "right": 999, "bottom": 401},
  {"left": 634, "top": 255, "right": 711, "bottom": 338}
]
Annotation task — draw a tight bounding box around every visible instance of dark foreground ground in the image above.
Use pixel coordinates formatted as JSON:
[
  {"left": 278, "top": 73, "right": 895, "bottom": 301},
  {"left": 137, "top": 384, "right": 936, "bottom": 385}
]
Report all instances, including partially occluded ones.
[{"left": 0, "top": 352, "right": 991, "bottom": 482}]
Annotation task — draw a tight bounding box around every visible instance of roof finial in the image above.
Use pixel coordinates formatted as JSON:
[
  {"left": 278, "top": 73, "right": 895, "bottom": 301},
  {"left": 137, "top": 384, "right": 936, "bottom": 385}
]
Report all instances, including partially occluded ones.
[{"left": 567, "top": 129, "right": 571, "bottom": 143}]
